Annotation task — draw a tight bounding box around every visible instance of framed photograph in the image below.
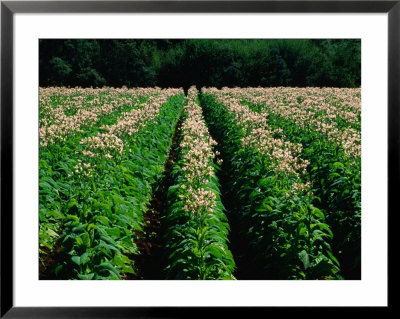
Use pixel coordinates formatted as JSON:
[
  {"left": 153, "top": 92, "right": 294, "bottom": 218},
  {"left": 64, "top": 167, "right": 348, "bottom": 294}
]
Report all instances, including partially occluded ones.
[{"left": 1, "top": 0, "right": 395, "bottom": 317}]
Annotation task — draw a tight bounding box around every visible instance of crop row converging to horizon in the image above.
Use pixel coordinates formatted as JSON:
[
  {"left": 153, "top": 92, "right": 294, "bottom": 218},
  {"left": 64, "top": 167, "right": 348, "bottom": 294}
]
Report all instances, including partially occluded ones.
[{"left": 39, "top": 86, "right": 361, "bottom": 280}]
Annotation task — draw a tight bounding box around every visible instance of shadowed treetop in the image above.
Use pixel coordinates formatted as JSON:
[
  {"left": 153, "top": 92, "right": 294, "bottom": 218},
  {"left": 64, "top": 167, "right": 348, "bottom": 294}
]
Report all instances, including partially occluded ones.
[{"left": 39, "top": 39, "right": 361, "bottom": 89}]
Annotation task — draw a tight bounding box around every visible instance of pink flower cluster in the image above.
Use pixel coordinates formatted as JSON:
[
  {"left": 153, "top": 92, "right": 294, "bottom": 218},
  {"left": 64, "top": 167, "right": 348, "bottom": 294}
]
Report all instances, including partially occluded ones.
[
  {"left": 80, "top": 133, "right": 124, "bottom": 155},
  {"left": 39, "top": 87, "right": 160, "bottom": 147},
  {"left": 40, "top": 87, "right": 184, "bottom": 179},
  {"left": 79, "top": 89, "right": 181, "bottom": 159},
  {"left": 211, "top": 87, "right": 361, "bottom": 159},
  {"left": 203, "top": 87, "right": 311, "bottom": 195},
  {"left": 68, "top": 159, "right": 94, "bottom": 178},
  {"left": 179, "top": 185, "right": 217, "bottom": 215}
]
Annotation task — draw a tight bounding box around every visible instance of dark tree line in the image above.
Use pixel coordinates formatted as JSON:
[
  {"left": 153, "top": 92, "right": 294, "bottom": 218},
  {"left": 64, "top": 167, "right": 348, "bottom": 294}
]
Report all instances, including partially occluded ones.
[{"left": 39, "top": 39, "right": 361, "bottom": 89}]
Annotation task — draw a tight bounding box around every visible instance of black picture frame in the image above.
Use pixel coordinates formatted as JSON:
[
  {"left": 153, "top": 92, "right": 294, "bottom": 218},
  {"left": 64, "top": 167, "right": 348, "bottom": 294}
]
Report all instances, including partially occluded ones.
[{"left": 1, "top": 0, "right": 395, "bottom": 317}]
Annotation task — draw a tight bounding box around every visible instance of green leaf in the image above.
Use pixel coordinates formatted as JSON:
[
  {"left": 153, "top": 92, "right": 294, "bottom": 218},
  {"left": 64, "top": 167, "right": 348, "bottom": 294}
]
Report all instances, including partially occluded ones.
[
  {"left": 49, "top": 210, "right": 64, "bottom": 219},
  {"left": 76, "top": 237, "right": 84, "bottom": 246},
  {"left": 298, "top": 224, "right": 308, "bottom": 237},
  {"left": 54, "top": 265, "right": 63, "bottom": 276},
  {"left": 106, "top": 227, "right": 121, "bottom": 238},
  {"left": 311, "top": 223, "right": 333, "bottom": 239},
  {"left": 66, "top": 198, "right": 79, "bottom": 211},
  {"left": 311, "top": 207, "right": 325, "bottom": 220},
  {"left": 326, "top": 250, "right": 340, "bottom": 267},
  {"left": 95, "top": 216, "right": 110, "bottom": 226},
  {"left": 333, "top": 162, "right": 344, "bottom": 169},
  {"left": 71, "top": 255, "right": 81, "bottom": 266},
  {"left": 96, "top": 262, "right": 121, "bottom": 279},
  {"left": 80, "top": 252, "right": 90, "bottom": 265},
  {"left": 77, "top": 273, "right": 95, "bottom": 280},
  {"left": 46, "top": 228, "right": 59, "bottom": 239},
  {"left": 299, "top": 250, "right": 310, "bottom": 270},
  {"left": 81, "top": 232, "right": 91, "bottom": 247}
]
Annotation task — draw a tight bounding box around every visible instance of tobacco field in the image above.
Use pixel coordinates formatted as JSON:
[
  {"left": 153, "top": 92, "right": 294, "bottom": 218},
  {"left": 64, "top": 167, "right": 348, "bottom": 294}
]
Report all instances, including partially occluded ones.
[{"left": 39, "top": 86, "right": 361, "bottom": 280}]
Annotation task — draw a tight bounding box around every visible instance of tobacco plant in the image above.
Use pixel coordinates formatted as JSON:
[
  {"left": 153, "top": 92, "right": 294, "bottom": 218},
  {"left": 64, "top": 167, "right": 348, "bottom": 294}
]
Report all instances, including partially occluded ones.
[{"left": 164, "top": 87, "right": 235, "bottom": 279}]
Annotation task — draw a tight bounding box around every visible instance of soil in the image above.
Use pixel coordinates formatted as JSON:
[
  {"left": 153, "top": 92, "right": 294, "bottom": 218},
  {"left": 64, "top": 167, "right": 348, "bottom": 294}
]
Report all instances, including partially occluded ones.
[
  {"left": 39, "top": 241, "right": 62, "bottom": 280},
  {"left": 128, "top": 117, "right": 182, "bottom": 280}
]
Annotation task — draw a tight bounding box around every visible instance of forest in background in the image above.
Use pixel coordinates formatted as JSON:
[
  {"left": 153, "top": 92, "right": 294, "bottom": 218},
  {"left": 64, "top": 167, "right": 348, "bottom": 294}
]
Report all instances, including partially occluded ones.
[{"left": 39, "top": 39, "right": 361, "bottom": 89}]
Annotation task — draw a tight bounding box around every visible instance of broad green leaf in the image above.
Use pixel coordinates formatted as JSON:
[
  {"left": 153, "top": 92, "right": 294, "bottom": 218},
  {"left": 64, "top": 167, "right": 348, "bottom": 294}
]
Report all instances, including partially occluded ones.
[
  {"left": 299, "top": 250, "right": 310, "bottom": 270},
  {"left": 80, "top": 252, "right": 90, "bottom": 265},
  {"left": 71, "top": 255, "right": 81, "bottom": 266}
]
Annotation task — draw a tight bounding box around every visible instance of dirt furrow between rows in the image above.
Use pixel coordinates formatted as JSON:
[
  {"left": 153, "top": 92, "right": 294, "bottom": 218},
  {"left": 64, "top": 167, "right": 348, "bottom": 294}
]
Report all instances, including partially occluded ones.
[{"left": 131, "top": 117, "right": 183, "bottom": 279}]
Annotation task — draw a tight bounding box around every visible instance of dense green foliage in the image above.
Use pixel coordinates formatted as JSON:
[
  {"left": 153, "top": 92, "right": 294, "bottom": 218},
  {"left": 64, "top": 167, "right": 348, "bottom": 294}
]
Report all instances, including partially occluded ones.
[
  {"left": 200, "top": 93, "right": 341, "bottom": 279},
  {"left": 40, "top": 39, "right": 361, "bottom": 89},
  {"left": 40, "top": 91, "right": 185, "bottom": 279},
  {"left": 39, "top": 90, "right": 147, "bottom": 259},
  {"left": 246, "top": 100, "right": 361, "bottom": 279},
  {"left": 40, "top": 86, "right": 360, "bottom": 280}
]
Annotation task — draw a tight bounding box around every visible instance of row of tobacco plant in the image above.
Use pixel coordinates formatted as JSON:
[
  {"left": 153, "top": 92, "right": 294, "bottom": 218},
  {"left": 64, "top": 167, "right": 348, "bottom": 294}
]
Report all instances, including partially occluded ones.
[
  {"left": 163, "top": 87, "right": 236, "bottom": 279},
  {"left": 39, "top": 87, "right": 185, "bottom": 279},
  {"left": 201, "top": 89, "right": 341, "bottom": 280},
  {"left": 218, "top": 87, "right": 361, "bottom": 279}
]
